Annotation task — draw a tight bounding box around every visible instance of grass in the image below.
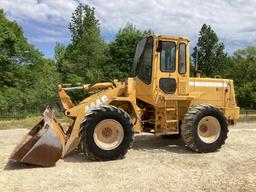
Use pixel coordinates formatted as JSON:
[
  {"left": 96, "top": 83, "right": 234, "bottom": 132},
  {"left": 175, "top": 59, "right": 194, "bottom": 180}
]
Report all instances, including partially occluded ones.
[
  {"left": 0, "top": 115, "right": 42, "bottom": 130},
  {"left": 0, "top": 113, "right": 256, "bottom": 130},
  {"left": 238, "top": 116, "right": 256, "bottom": 122},
  {"left": 239, "top": 111, "right": 256, "bottom": 122},
  {"left": 0, "top": 114, "right": 71, "bottom": 130}
]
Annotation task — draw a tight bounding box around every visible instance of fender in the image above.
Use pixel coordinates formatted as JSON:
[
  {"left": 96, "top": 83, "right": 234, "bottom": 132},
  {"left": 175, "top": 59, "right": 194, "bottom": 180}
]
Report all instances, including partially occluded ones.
[{"left": 110, "top": 97, "right": 142, "bottom": 133}]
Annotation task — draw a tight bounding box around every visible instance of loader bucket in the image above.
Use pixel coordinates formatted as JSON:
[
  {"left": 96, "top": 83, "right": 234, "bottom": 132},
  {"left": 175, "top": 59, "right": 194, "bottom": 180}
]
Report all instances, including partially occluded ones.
[{"left": 9, "top": 108, "right": 65, "bottom": 167}]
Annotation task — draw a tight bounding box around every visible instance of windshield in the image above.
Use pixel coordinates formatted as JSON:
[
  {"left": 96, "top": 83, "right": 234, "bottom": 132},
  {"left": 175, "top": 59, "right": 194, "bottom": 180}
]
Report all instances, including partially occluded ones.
[{"left": 131, "top": 38, "right": 147, "bottom": 76}]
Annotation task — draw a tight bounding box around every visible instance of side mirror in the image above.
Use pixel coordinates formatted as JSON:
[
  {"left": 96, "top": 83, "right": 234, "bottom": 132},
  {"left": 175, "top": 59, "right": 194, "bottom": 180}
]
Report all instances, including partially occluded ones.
[{"left": 157, "top": 40, "right": 162, "bottom": 52}]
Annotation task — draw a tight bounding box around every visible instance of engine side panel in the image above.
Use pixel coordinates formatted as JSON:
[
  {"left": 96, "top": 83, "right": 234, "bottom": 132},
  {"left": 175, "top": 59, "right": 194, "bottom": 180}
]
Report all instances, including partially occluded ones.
[{"left": 189, "top": 77, "right": 239, "bottom": 123}]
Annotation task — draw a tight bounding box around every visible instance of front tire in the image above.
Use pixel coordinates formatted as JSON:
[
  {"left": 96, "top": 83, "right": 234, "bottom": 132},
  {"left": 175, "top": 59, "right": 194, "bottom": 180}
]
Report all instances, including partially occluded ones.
[
  {"left": 181, "top": 104, "right": 228, "bottom": 152},
  {"left": 80, "top": 106, "right": 134, "bottom": 160}
]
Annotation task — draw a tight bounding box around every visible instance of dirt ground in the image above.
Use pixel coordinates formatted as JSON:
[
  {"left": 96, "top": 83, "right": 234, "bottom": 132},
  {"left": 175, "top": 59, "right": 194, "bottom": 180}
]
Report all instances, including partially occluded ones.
[{"left": 0, "top": 123, "right": 255, "bottom": 192}]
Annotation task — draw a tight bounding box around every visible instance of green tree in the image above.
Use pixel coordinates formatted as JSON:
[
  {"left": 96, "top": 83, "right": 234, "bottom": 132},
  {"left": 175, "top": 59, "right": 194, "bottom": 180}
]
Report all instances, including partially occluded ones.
[
  {"left": 225, "top": 46, "right": 256, "bottom": 109},
  {"left": 109, "top": 23, "right": 149, "bottom": 79},
  {"left": 24, "top": 58, "right": 60, "bottom": 112},
  {"left": 54, "top": 42, "right": 66, "bottom": 75},
  {"left": 192, "top": 24, "right": 228, "bottom": 77},
  {"left": 0, "top": 9, "right": 60, "bottom": 114},
  {"left": 0, "top": 9, "right": 28, "bottom": 89},
  {"left": 57, "top": 4, "right": 110, "bottom": 83}
]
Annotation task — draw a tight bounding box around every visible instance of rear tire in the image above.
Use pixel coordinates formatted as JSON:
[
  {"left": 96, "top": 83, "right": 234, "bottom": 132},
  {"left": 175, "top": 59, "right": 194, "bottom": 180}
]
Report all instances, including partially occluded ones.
[
  {"left": 80, "top": 105, "right": 134, "bottom": 160},
  {"left": 181, "top": 104, "right": 228, "bottom": 152}
]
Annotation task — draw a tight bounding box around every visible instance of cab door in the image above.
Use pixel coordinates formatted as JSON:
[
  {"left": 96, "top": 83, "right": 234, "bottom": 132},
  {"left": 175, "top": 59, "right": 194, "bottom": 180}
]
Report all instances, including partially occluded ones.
[
  {"left": 158, "top": 40, "right": 178, "bottom": 95},
  {"left": 177, "top": 41, "right": 189, "bottom": 95}
]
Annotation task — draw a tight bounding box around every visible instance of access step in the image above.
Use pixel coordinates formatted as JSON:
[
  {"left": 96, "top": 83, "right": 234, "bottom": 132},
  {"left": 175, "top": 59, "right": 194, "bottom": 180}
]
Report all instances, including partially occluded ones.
[
  {"left": 165, "top": 108, "right": 176, "bottom": 111},
  {"left": 166, "top": 120, "right": 178, "bottom": 123}
]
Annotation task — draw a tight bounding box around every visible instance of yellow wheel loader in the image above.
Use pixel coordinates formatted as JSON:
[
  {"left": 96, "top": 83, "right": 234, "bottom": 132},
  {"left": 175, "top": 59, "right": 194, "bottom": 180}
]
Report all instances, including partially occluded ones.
[{"left": 9, "top": 35, "right": 240, "bottom": 166}]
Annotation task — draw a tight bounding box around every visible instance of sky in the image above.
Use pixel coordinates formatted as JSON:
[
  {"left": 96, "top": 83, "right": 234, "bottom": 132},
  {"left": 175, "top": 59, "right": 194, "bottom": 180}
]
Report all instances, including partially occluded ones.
[{"left": 0, "top": 0, "right": 255, "bottom": 58}]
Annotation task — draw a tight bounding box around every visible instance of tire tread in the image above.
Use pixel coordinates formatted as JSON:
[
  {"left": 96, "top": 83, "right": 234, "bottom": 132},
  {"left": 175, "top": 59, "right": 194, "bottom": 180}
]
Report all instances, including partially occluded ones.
[
  {"left": 181, "top": 104, "right": 228, "bottom": 152},
  {"left": 80, "top": 105, "right": 134, "bottom": 161}
]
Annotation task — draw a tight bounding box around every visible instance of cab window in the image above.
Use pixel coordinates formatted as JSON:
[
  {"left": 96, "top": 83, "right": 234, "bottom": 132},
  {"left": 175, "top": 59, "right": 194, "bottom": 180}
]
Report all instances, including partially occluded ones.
[
  {"left": 160, "top": 41, "right": 176, "bottom": 72},
  {"left": 179, "top": 43, "right": 186, "bottom": 74}
]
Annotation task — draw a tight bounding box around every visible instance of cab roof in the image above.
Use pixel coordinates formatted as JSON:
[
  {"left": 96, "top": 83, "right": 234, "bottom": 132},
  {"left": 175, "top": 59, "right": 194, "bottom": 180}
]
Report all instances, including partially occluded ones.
[{"left": 152, "top": 34, "right": 190, "bottom": 42}]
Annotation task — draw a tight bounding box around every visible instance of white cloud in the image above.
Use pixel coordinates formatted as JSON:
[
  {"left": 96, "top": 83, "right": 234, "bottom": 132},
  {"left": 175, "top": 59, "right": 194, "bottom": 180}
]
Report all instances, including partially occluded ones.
[
  {"left": 0, "top": 0, "right": 76, "bottom": 25},
  {"left": 0, "top": 0, "right": 256, "bottom": 54},
  {"left": 86, "top": 0, "right": 256, "bottom": 53},
  {"left": 0, "top": 0, "right": 77, "bottom": 44}
]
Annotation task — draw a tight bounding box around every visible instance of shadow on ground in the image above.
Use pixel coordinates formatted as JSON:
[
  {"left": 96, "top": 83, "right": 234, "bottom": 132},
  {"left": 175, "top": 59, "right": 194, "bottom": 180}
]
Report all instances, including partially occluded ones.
[
  {"left": 132, "top": 134, "right": 194, "bottom": 154},
  {"left": 4, "top": 161, "right": 41, "bottom": 170},
  {"left": 4, "top": 133, "right": 194, "bottom": 169},
  {"left": 63, "top": 150, "right": 93, "bottom": 163}
]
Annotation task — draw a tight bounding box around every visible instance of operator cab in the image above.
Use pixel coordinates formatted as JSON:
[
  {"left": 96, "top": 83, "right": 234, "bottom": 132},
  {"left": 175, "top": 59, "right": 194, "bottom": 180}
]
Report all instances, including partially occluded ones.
[{"left": 132, "top": 35, "right": 190, "bottom": 105}]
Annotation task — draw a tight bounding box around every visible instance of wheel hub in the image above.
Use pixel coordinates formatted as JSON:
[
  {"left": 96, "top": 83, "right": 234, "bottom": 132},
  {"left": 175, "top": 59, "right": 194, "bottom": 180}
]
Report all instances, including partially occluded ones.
[
  {"left": 197, "top": 116, "right": 221, "bottom": 144},
  {"left": 199, "top": 124, "right": 208, "bottom": 133},
  {"left": 93, "top": 119, "right": 124, "bottom": 150},
  {"left": 102, "top": 127, "right": 113, "bottom": 138}
]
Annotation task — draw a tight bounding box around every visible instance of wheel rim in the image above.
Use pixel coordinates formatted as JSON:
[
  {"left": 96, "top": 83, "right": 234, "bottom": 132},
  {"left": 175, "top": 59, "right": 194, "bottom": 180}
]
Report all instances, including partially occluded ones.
[
  {"left": 197, "top": 116, "right": 221, "bottom": 144},
  {"left": 93, "top": 119, "right": 124, "bottom": 150}
]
